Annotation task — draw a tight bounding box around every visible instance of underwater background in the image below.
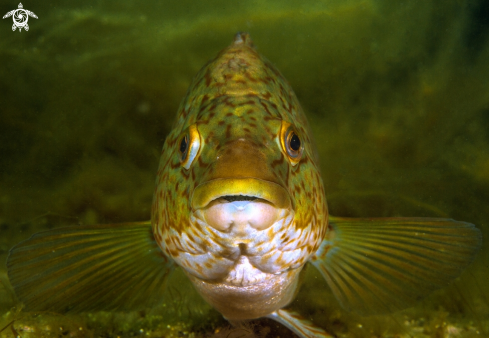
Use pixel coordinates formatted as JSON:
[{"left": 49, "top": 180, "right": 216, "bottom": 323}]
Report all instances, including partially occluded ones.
[{"left": 1, "top": 0, "right": 488, "bottom": 337}]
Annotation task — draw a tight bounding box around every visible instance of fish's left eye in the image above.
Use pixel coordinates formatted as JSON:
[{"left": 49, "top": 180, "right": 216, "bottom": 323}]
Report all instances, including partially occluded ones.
[
  {"left": 279, "top": 120, "right": 304, "bottom": 166},
  {"left": 178, "top": 124, "right": 201, "bottom": 170}
]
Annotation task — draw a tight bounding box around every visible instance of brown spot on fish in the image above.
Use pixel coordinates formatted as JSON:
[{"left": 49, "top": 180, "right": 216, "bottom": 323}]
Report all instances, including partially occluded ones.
[{"left": 260, "top": 101, "right": 273, "bottom": 116}]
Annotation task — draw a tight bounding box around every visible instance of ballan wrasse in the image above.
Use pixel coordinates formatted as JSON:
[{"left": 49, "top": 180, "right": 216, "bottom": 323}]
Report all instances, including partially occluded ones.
[{"left": 7, "top": 33, "right": 482, "bottom": 338}]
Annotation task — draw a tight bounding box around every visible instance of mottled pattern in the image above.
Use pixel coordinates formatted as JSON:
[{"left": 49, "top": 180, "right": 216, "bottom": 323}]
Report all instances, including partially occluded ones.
[{"left": 151, "top": 33, "right": 328, "bottom": 317}]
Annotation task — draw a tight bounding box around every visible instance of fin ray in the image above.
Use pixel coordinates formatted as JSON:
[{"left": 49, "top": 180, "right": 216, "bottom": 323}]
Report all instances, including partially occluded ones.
[
  {"left": 7, "top": 222, "right": 174, "bottom": 312},
  {"left": 311, "top": 217, "right": 482, "bottom": 315}
]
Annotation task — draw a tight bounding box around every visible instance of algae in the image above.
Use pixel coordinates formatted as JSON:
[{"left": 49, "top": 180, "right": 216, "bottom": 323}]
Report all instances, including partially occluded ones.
[{"left": 1, "top": 0, "right": 489, "bottom": 337}]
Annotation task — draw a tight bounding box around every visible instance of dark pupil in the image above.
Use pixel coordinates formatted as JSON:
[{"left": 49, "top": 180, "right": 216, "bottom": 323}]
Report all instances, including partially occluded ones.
[
  {"left": 180, "top": 135, "right": 188, "bottom": 155},
  {"left": 289, "top": 133, "right": 301, "bottom": 151}
]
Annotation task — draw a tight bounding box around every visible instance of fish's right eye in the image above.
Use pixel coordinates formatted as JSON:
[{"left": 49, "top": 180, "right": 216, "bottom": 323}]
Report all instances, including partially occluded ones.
[
  {"left": 178, "top": 124, "right": 201, "bottom": 170},
  {"left": 179, "top": 134, "right": 189, "bottom": 159}
]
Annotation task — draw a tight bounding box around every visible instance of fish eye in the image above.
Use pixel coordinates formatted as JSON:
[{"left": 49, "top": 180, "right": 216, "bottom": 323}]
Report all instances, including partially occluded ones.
[
  {"left": 279, "top": 121, "right": 303, "bottom": 166},
  {"left": 178, "top": 124, "right": 201, "bottom": 170},
  {"left": 179, "top": 135, "right": 189, "bottom": 159},
  {"left": 288, "top": 132, "right": 301, "bottom": 152}
]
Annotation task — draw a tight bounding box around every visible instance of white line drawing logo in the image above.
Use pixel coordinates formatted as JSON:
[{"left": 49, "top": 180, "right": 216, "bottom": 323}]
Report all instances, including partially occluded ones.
[{"left": 3, "top": 3, "right": 37, "bottom": 32}]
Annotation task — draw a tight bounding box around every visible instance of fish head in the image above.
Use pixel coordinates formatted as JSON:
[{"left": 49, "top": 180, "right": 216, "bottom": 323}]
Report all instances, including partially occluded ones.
[{"left": 152, "top": 33, "right": 328, "bottom": 288}]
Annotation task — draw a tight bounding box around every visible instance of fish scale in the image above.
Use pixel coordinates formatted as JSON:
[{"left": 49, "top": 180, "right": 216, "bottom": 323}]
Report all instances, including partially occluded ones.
[{"left": 7, "top": 32, "right": 482, "bottom": 338}]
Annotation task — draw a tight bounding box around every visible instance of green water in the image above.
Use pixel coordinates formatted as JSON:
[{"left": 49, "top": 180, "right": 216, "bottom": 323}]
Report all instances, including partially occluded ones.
[{"left": 1, "top": 0, "right": 488, "bottom": 337}]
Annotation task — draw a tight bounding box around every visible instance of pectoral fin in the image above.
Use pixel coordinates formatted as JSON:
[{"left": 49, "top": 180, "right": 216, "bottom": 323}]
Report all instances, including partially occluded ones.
[
  {"left": 311, "top": 216, "right": 482, "bottom": 315},
  {"left": 7, "top": 222, "right": 174, "bottom": 312}
]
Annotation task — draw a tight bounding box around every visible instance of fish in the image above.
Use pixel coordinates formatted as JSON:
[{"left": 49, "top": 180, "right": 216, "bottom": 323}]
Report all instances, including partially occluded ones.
[{"left": 7, "top": 33, "right": 482, "bottom": 338}]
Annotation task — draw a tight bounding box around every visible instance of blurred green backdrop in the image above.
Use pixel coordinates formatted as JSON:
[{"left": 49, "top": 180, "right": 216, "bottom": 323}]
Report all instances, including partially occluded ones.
[{"left": 1, "top": 0, "right": 488, "bottom": 337}]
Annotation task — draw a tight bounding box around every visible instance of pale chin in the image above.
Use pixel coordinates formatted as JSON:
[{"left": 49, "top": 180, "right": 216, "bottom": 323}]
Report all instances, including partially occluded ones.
[{"left": 224, "top": 255, "right": 271, "bottom": 286}]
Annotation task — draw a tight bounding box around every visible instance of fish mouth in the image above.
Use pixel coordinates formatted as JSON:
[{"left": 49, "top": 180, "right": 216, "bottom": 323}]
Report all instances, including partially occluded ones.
[
  {"left": 192, "top": 178, "right": 290, "bottom": 210},
  {"left": 221, "top": 195, "right": 258, "bottom": 202},
  {"left": 192, "top": 178, "right": 291, "bottom": 232}
]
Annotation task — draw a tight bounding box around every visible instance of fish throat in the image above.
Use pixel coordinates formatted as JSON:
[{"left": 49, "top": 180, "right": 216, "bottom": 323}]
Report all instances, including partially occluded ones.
[
  {"left": 188, "top": 177, "right": 301, "bottom": 283},
  {"left": 185, "top": 185, "right": 307, "bottom": 320}
]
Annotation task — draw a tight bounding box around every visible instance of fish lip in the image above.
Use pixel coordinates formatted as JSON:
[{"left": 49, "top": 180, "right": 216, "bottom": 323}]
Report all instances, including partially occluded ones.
[{"left": 191, "top": 177, "right": 291, "bottom": 210}]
